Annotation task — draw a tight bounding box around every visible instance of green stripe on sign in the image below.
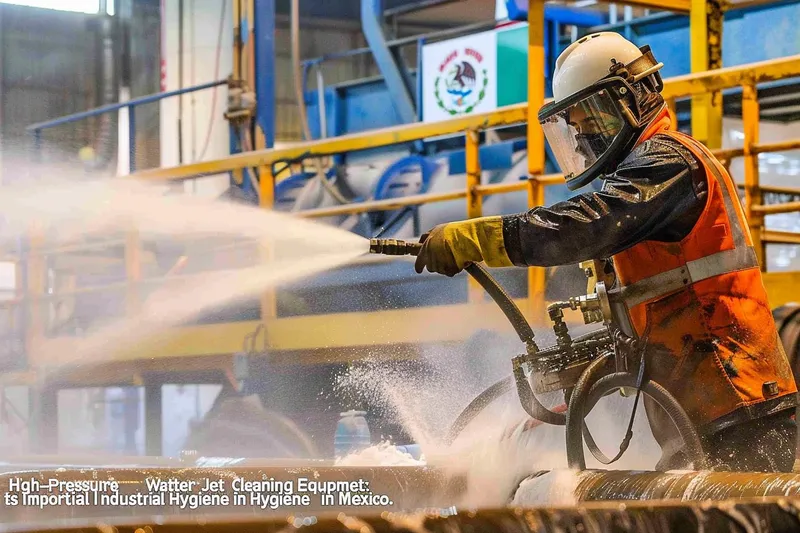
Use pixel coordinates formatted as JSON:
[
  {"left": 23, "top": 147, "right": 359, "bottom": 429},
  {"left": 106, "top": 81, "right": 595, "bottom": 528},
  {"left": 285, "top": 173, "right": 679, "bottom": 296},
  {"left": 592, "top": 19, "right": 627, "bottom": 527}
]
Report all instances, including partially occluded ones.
[{"left": 496, "top": 25, "right": 528, "bottom": 107}]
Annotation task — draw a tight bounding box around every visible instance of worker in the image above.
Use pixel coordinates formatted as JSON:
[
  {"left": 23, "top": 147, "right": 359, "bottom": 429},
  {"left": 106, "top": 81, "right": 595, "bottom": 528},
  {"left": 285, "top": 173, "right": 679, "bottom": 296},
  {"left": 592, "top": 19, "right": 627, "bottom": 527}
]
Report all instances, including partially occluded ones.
[{"left": 414, "top": 32, "right": 798, "bottom": 472}]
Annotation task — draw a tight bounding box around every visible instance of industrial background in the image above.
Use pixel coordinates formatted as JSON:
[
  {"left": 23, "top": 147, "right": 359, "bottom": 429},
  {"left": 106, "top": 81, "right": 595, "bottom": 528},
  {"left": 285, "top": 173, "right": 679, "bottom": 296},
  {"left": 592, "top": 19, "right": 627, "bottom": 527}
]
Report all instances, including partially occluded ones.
[{"left": 1, "top": 0, "right": 800, "bottom": 465}]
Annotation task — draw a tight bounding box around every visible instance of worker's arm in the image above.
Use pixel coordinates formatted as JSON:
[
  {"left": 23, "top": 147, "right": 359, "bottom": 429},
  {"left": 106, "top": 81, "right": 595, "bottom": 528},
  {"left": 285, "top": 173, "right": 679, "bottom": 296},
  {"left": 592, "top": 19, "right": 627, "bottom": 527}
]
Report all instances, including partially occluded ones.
[{"left": 501, "top": 134, "right": 707, "bottom": 267}]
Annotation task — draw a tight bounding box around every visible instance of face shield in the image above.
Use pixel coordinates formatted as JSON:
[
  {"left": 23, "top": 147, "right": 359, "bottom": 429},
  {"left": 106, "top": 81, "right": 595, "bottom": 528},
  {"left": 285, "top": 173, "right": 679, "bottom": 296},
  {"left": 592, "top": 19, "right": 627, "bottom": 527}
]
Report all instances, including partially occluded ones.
[{"left": 539, "top": 78, "right": 641, "bottom": 190}]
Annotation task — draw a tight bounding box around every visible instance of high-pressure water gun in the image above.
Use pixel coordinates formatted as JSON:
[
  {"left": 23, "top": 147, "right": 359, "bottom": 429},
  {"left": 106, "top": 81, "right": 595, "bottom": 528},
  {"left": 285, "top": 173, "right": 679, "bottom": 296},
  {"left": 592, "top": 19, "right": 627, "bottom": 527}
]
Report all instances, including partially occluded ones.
[{"left": 368, "top": 238, "right": 422, "bottom": 257}]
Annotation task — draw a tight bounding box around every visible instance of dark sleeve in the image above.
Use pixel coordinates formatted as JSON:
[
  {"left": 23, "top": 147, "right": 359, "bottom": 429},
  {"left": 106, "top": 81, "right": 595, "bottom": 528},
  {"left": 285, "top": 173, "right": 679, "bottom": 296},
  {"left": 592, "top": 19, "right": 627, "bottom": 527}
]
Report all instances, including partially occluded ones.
[{"left": 501, "top": 134, "right": 707, "bottom": 267}]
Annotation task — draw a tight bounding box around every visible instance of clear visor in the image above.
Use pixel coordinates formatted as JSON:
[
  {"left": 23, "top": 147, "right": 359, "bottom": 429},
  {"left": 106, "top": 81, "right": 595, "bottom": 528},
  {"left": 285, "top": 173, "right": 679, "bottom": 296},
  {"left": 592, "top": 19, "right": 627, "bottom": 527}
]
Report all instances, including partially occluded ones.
[{"left": 540, "top": 89, "right": 626, "bottom": 179}]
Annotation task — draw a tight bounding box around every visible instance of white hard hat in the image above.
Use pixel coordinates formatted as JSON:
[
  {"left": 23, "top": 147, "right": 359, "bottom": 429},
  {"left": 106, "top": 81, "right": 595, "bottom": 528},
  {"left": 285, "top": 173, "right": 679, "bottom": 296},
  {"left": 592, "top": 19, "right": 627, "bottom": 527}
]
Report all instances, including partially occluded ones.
[{"left": 552, "top": 32, "right": 644, "bottom": 102}]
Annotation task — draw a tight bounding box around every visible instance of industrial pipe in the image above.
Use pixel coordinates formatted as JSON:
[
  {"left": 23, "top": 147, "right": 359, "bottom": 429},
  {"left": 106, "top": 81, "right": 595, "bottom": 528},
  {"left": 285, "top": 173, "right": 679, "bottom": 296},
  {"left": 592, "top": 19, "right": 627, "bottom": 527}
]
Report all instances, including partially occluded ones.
[
  {"left": 289, "top": 0, "right": 347, "bottom": 207},
  {"left": 571, "top": 469, "right": 800, "bottom": 501}
]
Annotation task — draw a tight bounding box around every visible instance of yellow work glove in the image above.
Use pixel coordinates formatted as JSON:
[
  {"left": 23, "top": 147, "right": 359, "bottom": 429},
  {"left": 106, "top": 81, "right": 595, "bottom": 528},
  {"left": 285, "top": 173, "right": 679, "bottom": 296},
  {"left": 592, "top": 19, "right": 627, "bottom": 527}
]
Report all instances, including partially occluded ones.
[{"left": 414, "top": 216, "right": 513, "bottom": 277}]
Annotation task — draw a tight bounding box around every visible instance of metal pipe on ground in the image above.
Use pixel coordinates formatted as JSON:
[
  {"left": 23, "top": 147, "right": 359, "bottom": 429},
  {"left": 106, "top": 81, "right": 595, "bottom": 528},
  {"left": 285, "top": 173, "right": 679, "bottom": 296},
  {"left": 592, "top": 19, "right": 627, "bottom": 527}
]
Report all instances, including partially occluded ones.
[{"left": 8, "top": 467, "right": 800, "bottom": 524}]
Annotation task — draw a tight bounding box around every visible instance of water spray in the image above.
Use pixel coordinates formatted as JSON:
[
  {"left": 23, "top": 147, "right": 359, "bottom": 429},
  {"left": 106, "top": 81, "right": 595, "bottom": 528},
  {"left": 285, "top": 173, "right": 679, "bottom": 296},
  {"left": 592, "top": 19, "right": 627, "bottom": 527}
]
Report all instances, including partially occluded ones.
[{"left": 369, "top": 238, "right": 706, "bottom": 470}]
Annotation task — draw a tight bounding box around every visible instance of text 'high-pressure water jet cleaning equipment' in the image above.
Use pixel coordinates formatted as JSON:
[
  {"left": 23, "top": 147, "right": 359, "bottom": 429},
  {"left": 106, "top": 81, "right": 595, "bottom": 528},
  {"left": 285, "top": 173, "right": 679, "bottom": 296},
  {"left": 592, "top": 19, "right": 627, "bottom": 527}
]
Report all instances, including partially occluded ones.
[{"left": 369, "top": 238, "right": 707, "bottom": 470}]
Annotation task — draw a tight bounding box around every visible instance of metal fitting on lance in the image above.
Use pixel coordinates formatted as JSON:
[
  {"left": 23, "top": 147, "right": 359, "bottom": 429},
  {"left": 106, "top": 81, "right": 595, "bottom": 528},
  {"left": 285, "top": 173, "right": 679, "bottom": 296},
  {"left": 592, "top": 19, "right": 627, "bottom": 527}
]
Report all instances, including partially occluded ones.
[
  {"left": 569, "top": 293, "right": 605, "bottom": 324},
  {"left": 369, "top": 238, "right": 422, "bottom": 257}
]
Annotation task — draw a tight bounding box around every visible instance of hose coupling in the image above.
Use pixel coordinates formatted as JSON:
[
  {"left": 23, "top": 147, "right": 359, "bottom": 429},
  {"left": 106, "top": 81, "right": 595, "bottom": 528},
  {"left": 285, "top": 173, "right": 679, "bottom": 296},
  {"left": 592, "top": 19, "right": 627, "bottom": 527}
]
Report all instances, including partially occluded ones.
[
  {"left": 369, "top": 238, "right": 422, "bottom": 257},
  {"left": 569, "top": 293, "right": 605, "bottom": 324}
]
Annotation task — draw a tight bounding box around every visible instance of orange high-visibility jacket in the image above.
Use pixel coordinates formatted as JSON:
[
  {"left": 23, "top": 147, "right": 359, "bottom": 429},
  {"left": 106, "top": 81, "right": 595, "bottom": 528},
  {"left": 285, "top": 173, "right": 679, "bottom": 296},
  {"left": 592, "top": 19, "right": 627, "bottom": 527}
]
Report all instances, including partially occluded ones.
[{"left": 611, "top": 125, "right": 798, "bottom": 433}]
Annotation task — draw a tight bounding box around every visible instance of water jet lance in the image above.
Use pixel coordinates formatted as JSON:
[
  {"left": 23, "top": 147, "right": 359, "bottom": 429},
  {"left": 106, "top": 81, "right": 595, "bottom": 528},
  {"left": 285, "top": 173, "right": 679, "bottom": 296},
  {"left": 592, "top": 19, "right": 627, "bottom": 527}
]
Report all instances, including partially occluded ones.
[
  {"left": 368, "top": 238, "right": 423, "bottom": 257},
  {"left": 369, "top": 237, "right": 706, "bottom": 471}
]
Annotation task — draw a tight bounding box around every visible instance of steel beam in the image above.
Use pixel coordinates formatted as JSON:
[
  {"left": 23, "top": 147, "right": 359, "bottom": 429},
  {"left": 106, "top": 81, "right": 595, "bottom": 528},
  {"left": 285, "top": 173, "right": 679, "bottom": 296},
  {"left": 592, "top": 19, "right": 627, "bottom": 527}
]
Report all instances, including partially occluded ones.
[
  {"left": 254, "top": 0, "right": 276, "bottom": 149},
  {"left": 528, "top": 0, "right": 547, "bottom": 324},
  {"left": 131, "top": 55, "right": 800, "bottom": 183},
  {"left": 465, "top": 129, "right": 483, "bottom": 303},
  {"left": 753, "top": 201, "right": 800, "bottom": 215},
  {"left": 742, "top": 83, "right": 764, "bottom": 266},
  {"left": 690, "top": 0, "right": 724, "bottom": 149},
  {"left": 600, "top": 0, "right": 691, "bottom": 11},
  {"left": 662, "top": 57, "right": 800, "bottom": 100},
  {"left": 361, "top": 0, "right": 417, "bottom": 125},
  {"left": 27, "top": 295, "right": 589, "bottom": 369},
  {"left": 25, "top": 80, "right": 227, "bottom": 133},
  {"left": 133, "top": 104, "right": 530, "bottom": 181},
  {"left": 763, "top": 230, "right": 800, "bottom": 244}
]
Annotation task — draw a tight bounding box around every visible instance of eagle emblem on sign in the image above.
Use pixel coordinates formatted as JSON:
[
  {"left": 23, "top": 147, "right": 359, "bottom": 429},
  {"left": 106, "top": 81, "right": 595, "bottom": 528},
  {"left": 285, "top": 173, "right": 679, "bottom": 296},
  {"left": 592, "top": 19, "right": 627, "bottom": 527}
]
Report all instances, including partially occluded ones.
[{"left": 434, "top": 47, "right": 489, "bottom": 116}]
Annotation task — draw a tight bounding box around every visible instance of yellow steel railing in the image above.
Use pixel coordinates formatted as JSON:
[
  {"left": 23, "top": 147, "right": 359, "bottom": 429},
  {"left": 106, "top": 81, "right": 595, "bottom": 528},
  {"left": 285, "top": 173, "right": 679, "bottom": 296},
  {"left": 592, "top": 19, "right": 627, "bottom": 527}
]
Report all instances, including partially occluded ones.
[
  {"left": 129, "top": 53, "right": 800, "bottom": 321},
  {"left": 130, "top": 55, "right": 800, "bottom": 184},
  {"left": 10, "top": 54, "right": 800, "bottom": 374}
]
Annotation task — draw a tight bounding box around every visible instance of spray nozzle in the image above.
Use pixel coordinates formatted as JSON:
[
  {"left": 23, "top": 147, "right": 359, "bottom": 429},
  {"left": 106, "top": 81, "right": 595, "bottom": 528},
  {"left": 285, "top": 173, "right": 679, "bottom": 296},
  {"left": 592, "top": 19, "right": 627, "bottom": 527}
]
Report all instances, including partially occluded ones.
[{"left": 369, "top": 238, "right": 422, "bottom": 257}]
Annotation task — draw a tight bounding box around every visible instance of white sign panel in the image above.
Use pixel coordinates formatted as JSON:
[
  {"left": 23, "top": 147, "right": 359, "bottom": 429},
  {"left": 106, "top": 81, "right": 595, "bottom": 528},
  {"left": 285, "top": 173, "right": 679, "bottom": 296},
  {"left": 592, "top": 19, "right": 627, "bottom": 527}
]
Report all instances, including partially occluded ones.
[
  {"left": 421, "top": 30, "right": 498, "bottom": 123},
  {"left": 496, "top": 0, "right": 508, "bottom": 20}
]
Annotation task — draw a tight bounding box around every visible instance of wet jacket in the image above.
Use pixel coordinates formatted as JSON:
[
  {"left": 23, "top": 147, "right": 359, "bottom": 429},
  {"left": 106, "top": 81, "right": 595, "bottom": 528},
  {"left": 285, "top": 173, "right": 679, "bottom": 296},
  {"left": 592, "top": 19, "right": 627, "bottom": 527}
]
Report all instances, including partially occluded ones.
[{"left": 501, "top": 110, "right": 798, "bottom": 435}]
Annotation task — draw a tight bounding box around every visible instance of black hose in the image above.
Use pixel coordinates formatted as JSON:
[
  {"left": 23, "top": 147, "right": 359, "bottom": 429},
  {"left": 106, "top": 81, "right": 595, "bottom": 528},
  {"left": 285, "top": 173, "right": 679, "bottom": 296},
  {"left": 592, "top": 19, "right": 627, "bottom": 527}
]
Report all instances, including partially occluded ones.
[
  {"left": 564, "top": 351, "right": 615, "bottom": 468},
  {"left": 370, "top": 242, "right": 537, "bottom": 351},
  {"left": 445, "top": 375, "right": 513, "bottom": 445},
  {"left": 370, "top": 241, "right": 537, "bottom": 351},
  {"left": 444, "top": 262, "right": 569, "bottom": 437},
  {"left": 566, "top": 371, "right": 707, "bottom": 471},
  {"left": 512, "top": 361, "right": 568, "bottom": 426},
  {"left": 464, "top": 263, "right": 538, "bottom": 351},
  {"left": 462, "top": 263, "right": 574, "bottom": 425}
]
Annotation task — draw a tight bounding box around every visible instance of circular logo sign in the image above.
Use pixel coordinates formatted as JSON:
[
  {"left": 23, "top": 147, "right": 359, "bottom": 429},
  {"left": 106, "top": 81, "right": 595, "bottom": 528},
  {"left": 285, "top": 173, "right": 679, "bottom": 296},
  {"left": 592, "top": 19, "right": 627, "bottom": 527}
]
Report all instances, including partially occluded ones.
[{"left": 434, "top": 47, "right": 489, "bottom": 116}]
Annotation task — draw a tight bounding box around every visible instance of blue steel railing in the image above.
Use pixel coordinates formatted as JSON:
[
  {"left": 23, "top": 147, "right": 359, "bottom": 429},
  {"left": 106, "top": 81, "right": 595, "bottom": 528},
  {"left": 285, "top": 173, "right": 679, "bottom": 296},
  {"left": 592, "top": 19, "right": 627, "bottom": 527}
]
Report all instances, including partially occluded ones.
[{"left": 26, "top": 79, "right": 228, "bottom": 173}]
